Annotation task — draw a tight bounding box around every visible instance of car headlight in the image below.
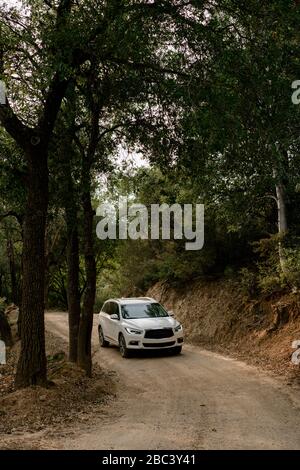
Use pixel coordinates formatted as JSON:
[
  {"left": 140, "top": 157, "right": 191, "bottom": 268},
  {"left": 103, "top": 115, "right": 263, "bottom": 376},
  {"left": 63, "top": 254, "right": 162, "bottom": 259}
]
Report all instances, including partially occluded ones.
[
  {"left": 174, "top": 324, "right": 182, "bottom": 332},
  {"left": 125, "top": 327, "right": 143, "bottom": 335}
]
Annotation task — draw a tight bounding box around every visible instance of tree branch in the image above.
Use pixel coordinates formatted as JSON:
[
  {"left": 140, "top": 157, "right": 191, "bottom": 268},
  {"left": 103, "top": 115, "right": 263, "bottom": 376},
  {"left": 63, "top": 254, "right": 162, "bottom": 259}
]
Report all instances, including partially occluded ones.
[
  {"left": 0, "top": 100, "right": 33, "bottom": 150},
  {"left": 105, "top": 56, "right": 189, "bottom": 79},
  {"left": 38, "top": 72, "right": 70, "bottom": 144}
]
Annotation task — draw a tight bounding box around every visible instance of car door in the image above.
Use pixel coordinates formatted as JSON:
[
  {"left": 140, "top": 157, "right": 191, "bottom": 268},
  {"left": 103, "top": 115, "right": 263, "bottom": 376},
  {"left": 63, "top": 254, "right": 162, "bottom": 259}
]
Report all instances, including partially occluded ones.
[
  {"left": 100, "top": 301, "right": 112, "bottom": 340},
  {"left": 108, "top": 301, "right": 120, "bottom": 343}
]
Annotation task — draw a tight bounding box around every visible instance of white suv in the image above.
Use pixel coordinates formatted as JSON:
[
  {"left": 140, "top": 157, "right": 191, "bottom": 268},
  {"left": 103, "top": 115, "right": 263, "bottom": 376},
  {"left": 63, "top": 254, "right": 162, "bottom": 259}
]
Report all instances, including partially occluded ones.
[{"left": 98, "top": 297, "right": 184, "bottom": 358}]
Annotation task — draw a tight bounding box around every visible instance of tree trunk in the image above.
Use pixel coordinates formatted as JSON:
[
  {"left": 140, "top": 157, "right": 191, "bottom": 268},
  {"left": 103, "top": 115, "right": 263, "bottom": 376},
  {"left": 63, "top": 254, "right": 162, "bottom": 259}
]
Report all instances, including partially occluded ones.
[
  {"left": 44, "top": 270, "right": 50, "bottom": 309},
  {"left": 17, "top": 230, "right": 24, "bottom": 338},
  {"left": 275, "top": 181, "right": 288, "bottom": 273},
  {"left": 61, "top": 117, "right": 81, "bottom": 363},
  {"left": 6, "top": 235, "right": 18, "bottom": 305},
  {"left": 44, "top": 234, "right": 50, "bottom": 309},
  {"left": 77, "top": 190, "right": 96, "bottom": 377},
  {"left": 74, "top": 74, "right": 99, "bottom": 376},
  {"left": 66, "top": 206, "right": 81, "bottom": 363},
  {"left": 15, "top": 148, "right": 48, "bottom": 388}
]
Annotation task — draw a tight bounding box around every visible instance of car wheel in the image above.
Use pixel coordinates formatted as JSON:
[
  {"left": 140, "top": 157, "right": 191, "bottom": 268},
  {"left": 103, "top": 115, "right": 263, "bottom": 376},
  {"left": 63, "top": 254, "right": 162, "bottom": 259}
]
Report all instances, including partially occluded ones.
[
  {"left": 98, "top": 326, "right": 109, "bottom": 347},
  {"left": 119, "top": 333, "right": 130, "bottom": 358},
  {"left": 173, "top": 346, "right": 182, "bottom": 355}
]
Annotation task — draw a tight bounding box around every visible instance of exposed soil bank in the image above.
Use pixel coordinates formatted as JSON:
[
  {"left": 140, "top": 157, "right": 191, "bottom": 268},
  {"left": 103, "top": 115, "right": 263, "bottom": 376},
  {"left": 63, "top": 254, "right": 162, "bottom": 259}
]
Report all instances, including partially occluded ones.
[{"left": 148, "top": 279, "right": 300, "bottom": 383}]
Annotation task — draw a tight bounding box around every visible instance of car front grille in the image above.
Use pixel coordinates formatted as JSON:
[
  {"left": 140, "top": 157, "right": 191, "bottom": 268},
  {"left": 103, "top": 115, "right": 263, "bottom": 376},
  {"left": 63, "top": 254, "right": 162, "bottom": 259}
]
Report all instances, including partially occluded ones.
[
  {"left": 144, "top": 328, "right": 174, "bottom": 339},
  {"left": 143, "top": 341, "right": 175, "bottom": 348}
]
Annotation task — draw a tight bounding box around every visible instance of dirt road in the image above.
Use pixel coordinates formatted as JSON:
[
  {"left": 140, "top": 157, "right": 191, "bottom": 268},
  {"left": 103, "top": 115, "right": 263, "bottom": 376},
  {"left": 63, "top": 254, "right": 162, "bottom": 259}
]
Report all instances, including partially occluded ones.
[{"left": 46, "top": 312, "right": 300, "bottom": 450}]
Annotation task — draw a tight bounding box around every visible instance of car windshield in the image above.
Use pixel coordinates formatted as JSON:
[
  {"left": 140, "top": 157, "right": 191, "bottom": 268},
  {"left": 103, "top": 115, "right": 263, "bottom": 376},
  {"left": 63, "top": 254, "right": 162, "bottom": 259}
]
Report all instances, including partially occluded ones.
[{"left": 121, "top": 302, "right": 169, "bottom": 319}]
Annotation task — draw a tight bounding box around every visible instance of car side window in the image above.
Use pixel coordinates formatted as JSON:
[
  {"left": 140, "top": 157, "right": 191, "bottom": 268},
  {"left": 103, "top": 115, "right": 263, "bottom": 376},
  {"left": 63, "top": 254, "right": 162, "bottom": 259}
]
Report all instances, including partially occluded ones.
[
  {"left": 110, "top": 302, "right": 119, "bottom": 319},
  {"left": 102, "top": 302, "right": 110, "bottom": 314}
]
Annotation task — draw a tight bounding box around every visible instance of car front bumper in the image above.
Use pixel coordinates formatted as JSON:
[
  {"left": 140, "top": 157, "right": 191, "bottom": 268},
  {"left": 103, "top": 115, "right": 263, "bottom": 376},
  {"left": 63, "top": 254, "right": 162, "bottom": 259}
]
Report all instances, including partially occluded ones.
[{"left": 125, "top": 332, "right": 184, "bottom": 350}]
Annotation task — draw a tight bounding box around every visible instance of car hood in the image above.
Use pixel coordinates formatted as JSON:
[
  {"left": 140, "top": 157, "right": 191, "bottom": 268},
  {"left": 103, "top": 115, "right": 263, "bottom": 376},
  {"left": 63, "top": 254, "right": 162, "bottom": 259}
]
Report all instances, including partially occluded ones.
[{"left": 123, "top": 316, "right": 178, "bottom": 330}]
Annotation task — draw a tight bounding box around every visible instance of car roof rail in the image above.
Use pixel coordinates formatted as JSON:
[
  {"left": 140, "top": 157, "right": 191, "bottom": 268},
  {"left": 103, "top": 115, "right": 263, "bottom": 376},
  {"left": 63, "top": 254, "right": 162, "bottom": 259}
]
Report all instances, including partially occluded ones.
[{"left": 116, "top": 296, "right": 155, "bottom": 303}]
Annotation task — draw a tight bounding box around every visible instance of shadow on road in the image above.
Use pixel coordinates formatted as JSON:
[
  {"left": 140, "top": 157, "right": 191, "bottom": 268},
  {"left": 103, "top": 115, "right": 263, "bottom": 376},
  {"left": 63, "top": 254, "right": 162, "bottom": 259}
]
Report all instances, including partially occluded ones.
[{"left": 101, "top": 344, "right": 184, "bottom": 360}]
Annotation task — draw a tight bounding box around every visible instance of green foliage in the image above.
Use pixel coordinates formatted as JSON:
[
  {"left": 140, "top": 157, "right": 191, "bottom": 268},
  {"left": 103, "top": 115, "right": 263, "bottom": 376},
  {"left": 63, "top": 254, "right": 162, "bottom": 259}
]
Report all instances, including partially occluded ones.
[
  {"left": 252, "top": 237, "right": 300, "bottom": 295},
  {"left": 2, "top": 0, "right": 300, "bottom": 310},
  {"left": 280, "top": 247, "right": 300, "bottom": 288},
  {"left": 237, "top": 268, "right": 259, "bottom": 299},
  {"left": 93, "top": 166, "right": 254, "bottom": 301},
  {"left": 235, "top": 241, "right": 300, "bottom": 298},
  {"left": 252, "top": 237, "right": 283, "bottom": 295}
]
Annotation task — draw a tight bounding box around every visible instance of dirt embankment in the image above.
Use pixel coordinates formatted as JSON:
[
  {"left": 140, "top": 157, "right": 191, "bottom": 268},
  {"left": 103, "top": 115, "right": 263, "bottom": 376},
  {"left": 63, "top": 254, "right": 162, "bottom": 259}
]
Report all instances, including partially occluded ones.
[
  {"left": 0, "top": 316, "right": 117, "bottom": 449},
  {"left": 148, "top": 280, "right": 300, "bottom": 382}
]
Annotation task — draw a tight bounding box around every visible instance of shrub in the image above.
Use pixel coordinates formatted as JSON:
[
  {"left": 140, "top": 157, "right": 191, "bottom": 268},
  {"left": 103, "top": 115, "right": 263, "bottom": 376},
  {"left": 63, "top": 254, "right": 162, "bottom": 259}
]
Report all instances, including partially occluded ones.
[
  {"left": 253, "top": 236, "right": 300, "bottom": 295},
  {"left": 238, "top": 267, "right": 258, "bottom": 298}
]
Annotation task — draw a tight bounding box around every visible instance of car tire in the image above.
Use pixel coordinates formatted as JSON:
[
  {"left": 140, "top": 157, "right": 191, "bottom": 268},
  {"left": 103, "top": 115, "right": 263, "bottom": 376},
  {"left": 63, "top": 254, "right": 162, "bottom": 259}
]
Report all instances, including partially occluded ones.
[
  {"left": 119, "top": 333, "right": 131, "bottom": 358},
  {"left": 173, "top": 346, "right": 182, "bottom": 355},
  {"left": 98, "top": 326, "right": 109, "bottom": 347}
]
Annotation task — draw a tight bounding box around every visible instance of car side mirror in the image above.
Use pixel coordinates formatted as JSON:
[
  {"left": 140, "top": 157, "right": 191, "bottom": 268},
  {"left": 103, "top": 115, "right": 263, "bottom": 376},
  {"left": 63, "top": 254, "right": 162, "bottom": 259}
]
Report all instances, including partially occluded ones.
[
  {"left": 168, "top": 310, "right": 175, "bottom": 317},
  {"left": 110, "top": 314, "right": 119, "bottom": 320}
]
